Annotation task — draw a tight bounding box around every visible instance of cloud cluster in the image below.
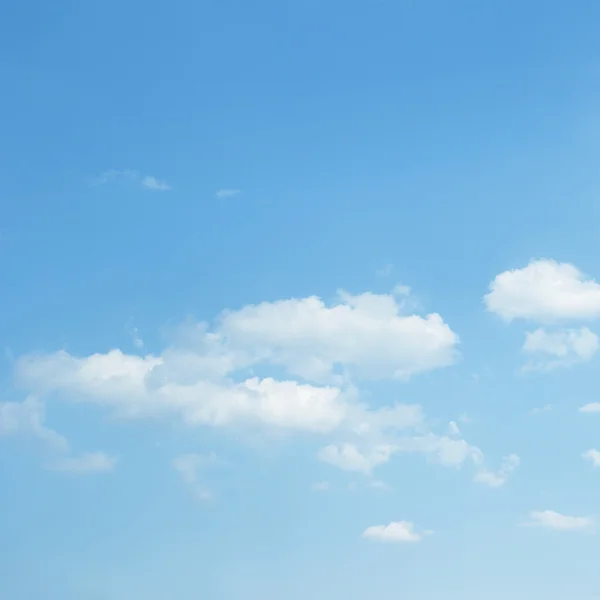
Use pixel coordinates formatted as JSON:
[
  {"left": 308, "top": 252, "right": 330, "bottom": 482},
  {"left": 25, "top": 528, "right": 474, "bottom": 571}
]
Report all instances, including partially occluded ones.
[
  {"left": 486, "top": 260, "right": 600, "bottom": 370},
  {"left": 10, "top": 286, "right": 511, "bottom": 485}
]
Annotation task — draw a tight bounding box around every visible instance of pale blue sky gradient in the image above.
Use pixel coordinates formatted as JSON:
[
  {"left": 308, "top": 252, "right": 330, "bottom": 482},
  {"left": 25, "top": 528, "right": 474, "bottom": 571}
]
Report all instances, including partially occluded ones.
[{"left": 2, "top": 1, "right": 600, "bottom": 599}]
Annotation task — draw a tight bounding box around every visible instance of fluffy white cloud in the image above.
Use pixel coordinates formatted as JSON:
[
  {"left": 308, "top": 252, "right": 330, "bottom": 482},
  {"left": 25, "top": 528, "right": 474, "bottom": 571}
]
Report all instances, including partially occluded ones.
[
  {"left": 362, "top": 521, "right": 429, "bottom": 543},
  {"left": 524, "top": 510, "right": 595, "bottom": 532},
  {"left": 474, "top": 454, "right": 520, "bottom": 488},
  {"left": 217, "top": 290, "right": 459, "bottom": 382},
  {"left": 583, "top": 449, "right": 600, "bottom": 467},
  {"left": 16, "top": 288, "right": 458, "bottom": 433},
  {"left": 318, "top": 443, "right": 395, "bottom": 474},
  {"left": 522, "top": 327, "right": 598, "bottom": 371},
  {"left": 13, "top": 286, "right": 511, "bottom": 482},
  {"left": 485, "top": 260, "right": 600, "bottom": 322},
  {"left": 50, "top": 452, "right": 117, "bottom": 474},
  {"left": 580, "top": 403, "right": 600, "bottom": 413}
]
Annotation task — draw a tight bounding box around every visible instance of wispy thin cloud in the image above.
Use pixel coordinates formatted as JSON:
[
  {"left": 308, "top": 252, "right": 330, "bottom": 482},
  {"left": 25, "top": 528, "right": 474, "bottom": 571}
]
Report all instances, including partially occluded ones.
[
  {"left": 141, "top": 175, "right": 171, "bottom": 191},
  {"left": 92, "top": 169, "right": 171, "bottom": 191},
  {"left": 173, "top": 452, "right": 219, "bottom": 501},
  {"left": 522, "top": 510, "right": 595, "bottom": 532},
  {"left": 49, "top": 452, "right": 117, "bottom": 474},
  {"left": 215, "top": 188, "right": 241, "bottom": 199}
]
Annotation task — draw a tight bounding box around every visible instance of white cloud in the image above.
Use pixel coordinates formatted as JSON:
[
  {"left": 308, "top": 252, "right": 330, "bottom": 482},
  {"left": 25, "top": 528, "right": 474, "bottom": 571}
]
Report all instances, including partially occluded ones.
[
  {"left": 50, "top": 452, "right": 117, "bottom": 474},
  {"left": 16, "top": 288, "right": 458, "bottom": 432},
  {"left": 13, "top": 285, "right": 510, "bottom": 482},
  {"left": 173, "top": 453, "right": 218, "bottom": 500},
  {"left": 524, "top": 510, "right": 595, "bottom": 532},
  {"left": 318, "top": 433, "right": 484, "bottom": 474},
  {"left": 140, "top": 175, "right": 171, "bottom": 191},
  {"left": 522, "top": 327, "right": 598, "bottom": 371},
  {"left": 318, "top": 443, "right": 395, "bottom": 474},
  {"left": 92, "top": 169, "right": 171, "bottom": 191},
  {"left": 485, "top": 259, "right": 600, "bottom": 322},
  {"left": 217, "top": 289, "right": 459, "bottom": 382},
  {"left": 474, "top": 454, "right": 520, "bottom": 488},
  {"left": 580, "top": 403, "right": 600, "bottom": 413},
  {"left": 583, "top": 449, "right": 600, "bottom": 467},
  {"left": 362, "top": 521, "right": 430, "bottom": 543},
  {"left": 216, "top": 189, "right": 241, "bottom": 198}
]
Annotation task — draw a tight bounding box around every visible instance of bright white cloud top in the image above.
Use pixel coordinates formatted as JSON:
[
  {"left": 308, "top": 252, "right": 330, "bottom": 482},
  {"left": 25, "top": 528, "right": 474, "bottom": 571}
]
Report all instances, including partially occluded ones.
[
  {"left": 524, "top": 511, "right": 596, "bottom": 532},
  {"left": 362, "top": 521, "right": 430, "bottom": 543},
  {"left": 485, "top": 259, "right": 600, "bottom": 322}
]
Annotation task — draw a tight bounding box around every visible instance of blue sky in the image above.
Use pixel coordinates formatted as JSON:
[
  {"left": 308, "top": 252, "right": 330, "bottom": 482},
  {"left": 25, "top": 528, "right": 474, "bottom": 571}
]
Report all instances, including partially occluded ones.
[{"left": 2, "top": 1, "right": 600, "bottom": 598}]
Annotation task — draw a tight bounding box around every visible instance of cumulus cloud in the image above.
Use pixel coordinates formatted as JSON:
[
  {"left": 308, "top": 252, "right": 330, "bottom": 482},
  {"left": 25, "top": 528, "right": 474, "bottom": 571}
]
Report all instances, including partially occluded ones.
[
  {"left": 522, "top": 327, "right": 598, "bottom": 371},
  {"left": 523, "top": 510, "right": 595, "bottom": 532},
  {"left": 485, "top": 259, "right": 600, "bottom": 322},
  {"left": 583, "top": 449, "right": 600, "bottom": 467},
  {"left": 13, "top": 286, "right": 509, "bottom": 481},
  {"left": 16, "top": 288, "right": 458, "bottom": 431},
  {"left": 217, "top": 289, "right": 459, "bottom": 382},
  {"left": 580, "top": 403, "right": 600, "bottom": 413},
  {"left": 474, "top": 454, "right": 520, "bottom": 488},
  {"left": 362, "top": 521, "right": 430, "bottom": 543}
]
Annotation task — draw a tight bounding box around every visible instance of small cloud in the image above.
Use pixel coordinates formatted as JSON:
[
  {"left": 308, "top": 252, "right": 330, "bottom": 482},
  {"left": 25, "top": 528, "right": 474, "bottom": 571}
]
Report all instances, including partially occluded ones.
[
  {"left": 141, "top": 175, "right": 171, "bottom": 191},
  {"left": 475, "top": 454, "right": 520, "bottom": 488},
  {"left": 91, "top": 169, "right": 139, "bottom": 186},
  {"left": 92, "top": 169, "right": 171, "bottom": 191},
  {"left": 523, "top": 510, "right": 595, "bottom": 532},
  {"left": 362, "top": 521, "right": 430, "bottom": 543},
  {"left": 522, "top": 327, "right": 599, "bottom": 372},
  {"left": 580, "top": 403, "right": 600, "bottom": 413},
  {"left": 50, "top": 452, "right": 117, "bottom": 474},
  {"left": 530, "top": 404, "right": 553, "bottom": 415},
  {"left": 312, "top": 481, "right": 331, "bottom": 492},
  {"left": 583, "top": 449, "right": 600, "bottom": 467},
  {"left": 126, "top": 323, "right": 144, "bottom": 350},
  {"left": 447, "top": 421, "right": 461, "bottom": 437},
  {"left": 216, "top": 188, "right": 241, "bottom": 199}
]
